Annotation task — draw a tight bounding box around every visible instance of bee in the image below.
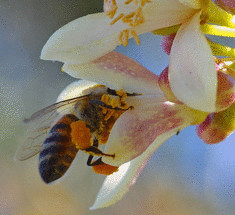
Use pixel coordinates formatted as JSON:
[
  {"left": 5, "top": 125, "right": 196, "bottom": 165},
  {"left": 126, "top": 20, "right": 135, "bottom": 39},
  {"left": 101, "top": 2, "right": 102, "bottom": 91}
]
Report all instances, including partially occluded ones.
[{"left": 15, "top": 83, "right": 135, "bottom": 184}]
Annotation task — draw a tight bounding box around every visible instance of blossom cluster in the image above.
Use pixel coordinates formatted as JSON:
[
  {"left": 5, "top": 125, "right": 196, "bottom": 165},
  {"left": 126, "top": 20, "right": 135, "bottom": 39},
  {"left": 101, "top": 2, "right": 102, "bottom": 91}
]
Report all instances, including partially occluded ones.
[{"left": 40, "top": 0, "right": 234, "bottom": 209}]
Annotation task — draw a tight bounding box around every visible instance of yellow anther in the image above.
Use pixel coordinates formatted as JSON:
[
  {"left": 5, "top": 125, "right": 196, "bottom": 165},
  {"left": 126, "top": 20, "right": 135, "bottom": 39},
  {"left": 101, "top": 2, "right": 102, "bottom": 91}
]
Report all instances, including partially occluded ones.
[
  {"left": 119, "top": 29, "right": 129, "bottom": 46},
  {"left": 104, "top": 0, "right": 118, "bottom": 19},
  {"left": 131, "top": 30, "right": 140, "bottom": 45},
  {"left": 110, "top": 13, "right": 124, "bottom": 25},
  {"left": 130, "top": 7, "right": 144, "bottom": 27},
  {"left": 141, "top": 0, "right": 151, "bottom": 6},
  {"left": 122, "top": 12, "right": 136, "bottom": 23},
  {"left": 125, "top": 0, "right": 134, "bottom": 4}
]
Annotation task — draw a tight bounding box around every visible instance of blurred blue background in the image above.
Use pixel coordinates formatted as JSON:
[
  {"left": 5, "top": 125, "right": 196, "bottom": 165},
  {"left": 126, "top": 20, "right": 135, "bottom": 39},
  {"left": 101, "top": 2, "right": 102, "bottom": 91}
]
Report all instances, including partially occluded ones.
[{"left": 0, "top": 1, "right": 234, "bottom": 214}]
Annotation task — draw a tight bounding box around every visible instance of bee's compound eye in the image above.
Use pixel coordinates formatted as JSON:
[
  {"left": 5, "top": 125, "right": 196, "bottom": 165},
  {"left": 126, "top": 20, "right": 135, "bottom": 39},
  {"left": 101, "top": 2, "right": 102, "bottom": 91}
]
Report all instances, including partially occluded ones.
[
  {"left": 70, "top": 120, "right": 92, "bottom": 149},
  {"left": 92, "top": 162, "right": 119, "bottom": 175}
]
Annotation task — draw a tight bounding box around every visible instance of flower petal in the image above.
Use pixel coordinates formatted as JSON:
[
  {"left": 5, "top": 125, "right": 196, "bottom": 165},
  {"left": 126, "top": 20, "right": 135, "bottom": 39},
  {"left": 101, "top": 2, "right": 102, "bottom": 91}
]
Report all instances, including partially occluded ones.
[
  {"left": 216, "top": 71, "right": 235, "bottom": 111},
  {"left": 41, "top": 1, "right": 197, "bottom": 65},
  {"left": 125, "top": 0, "right": 197, "bottom": 34},
  {"left": 56, "top": 80, "right": 98, "bottom": 102},
  {"left": 90, "top": 128, "right": 176, "bottom": 209},
  {"left": 178, "top": 0, "right": 202, "bottom": 9},
  {"left": 196, "top": 103, "right": 235, "bottom": 144},
  {"left": 63, "top": 51, "right": 161, "bottom": 94},
  {"left": 169, "top": 12, "right": 217, "bottom": 112},
  {"left": 158, "top": 67, "right": 183, "bottom": 103},
  {"left": 102, "top": 100, "right": 195, "bottom": 166},
  {"left": 41, "top": 13, "right": 126, "bottom": 64}
]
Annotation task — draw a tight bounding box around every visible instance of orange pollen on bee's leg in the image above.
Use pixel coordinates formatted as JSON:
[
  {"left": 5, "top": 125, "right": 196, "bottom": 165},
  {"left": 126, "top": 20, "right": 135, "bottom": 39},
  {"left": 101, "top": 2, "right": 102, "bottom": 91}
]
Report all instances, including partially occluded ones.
[
  {"left": 70, "top": 121, "right": 92, "bottom": 149},
  {"left": 92, "top": 162, "right": 119, "bottom": 175}
]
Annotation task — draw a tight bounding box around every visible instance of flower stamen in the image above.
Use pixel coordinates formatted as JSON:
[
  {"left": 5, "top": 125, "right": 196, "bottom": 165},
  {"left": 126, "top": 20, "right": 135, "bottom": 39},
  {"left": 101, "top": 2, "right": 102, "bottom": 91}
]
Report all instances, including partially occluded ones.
[
  {"left": 107, "top": 0, "right": 150, "bottom": 46},
  {"left": 131, "top": 30, "right": 140, "bottom": 44},
  {"left": 141, "top": 0, "right": 151, "bottom": 7},
  {"left": 122, "top": 12, "right": 136, "bottom": 23},
  {"left": 104, "top": 0, "right": 118, "bottom": 19},
  {"left": 130, "top": 7, "right": 145, "bottom": 27},
  {"left": 119, "top": 29, "right": 129, "bottom": 46},
  {"left": 125, "top": 0, "right": 134, "bottom": 5},
  {"left": 110, "top": 13, "right": 124, "bottom": 25}
]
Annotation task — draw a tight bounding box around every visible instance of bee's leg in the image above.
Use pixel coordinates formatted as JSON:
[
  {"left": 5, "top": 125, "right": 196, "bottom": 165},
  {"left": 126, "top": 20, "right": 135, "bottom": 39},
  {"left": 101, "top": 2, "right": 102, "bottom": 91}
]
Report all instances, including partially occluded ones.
[
  {"left": 87, "top": 156, "right": 103, "bottom": 166},
  {"left": 83, "top": 146, "right": 115, "bottom": 158},
  {"left": 86, "top": 138, "right": 108, "bottom": 166}
]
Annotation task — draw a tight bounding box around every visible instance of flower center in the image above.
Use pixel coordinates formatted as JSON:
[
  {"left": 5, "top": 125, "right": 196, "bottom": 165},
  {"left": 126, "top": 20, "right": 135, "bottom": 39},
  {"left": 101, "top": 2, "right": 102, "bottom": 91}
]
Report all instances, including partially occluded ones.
[{"left": 104, "top": 0, "right": 151, "bottom": 46}]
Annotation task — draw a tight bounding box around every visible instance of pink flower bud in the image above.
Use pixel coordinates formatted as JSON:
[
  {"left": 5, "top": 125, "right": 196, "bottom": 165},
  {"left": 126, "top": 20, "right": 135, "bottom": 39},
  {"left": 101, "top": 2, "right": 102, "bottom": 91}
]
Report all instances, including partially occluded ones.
[
  {"left": 216, "top": 71, "right": 235, "bottom": 111},
  {"left": 196, "top": 103, "right": 235, "bottom": 144},
  {"left": 158, "top": 67, "right": 182, "bottom": 103}
]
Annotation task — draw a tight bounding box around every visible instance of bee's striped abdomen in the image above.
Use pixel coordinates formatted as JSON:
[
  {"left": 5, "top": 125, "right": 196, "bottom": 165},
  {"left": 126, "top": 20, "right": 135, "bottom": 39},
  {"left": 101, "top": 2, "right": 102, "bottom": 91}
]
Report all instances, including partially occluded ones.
[{"left": 39, "top": 114, "right": 79, "bottom": 183}]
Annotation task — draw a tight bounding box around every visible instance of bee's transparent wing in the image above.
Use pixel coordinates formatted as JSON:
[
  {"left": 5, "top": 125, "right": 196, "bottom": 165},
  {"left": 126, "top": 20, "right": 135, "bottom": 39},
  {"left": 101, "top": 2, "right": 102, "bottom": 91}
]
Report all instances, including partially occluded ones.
[{"left": 15, "top": 95, "right": 89, "bottom": 161}]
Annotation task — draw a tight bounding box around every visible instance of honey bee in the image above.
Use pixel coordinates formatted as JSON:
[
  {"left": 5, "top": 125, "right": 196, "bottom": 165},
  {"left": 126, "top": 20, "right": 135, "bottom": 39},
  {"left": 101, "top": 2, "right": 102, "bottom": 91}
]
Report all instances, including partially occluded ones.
[{"left": 15, "top": 83, "right": 135, "bottom": 184}]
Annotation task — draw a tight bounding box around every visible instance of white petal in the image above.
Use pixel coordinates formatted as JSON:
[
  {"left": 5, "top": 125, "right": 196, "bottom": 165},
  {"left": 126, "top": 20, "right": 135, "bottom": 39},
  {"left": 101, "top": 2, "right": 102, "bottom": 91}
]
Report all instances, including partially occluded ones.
[
  {"left": 114, "top": 0, "right": 197, "bottom": 35},
  {"left": 178, "top": 0, "right": 202, "bottom": 9},
  {"left": 103, "top": 101, "right": 190, "bottom": 166},
  {"left": 90, "top": 129, "right": 177, "bottom": 209},
  {"left": 41, "top": 1, "right": 197, "bottom": 65},
  {"left": 136, "top": 0, "right": 197, "bottom": 33},
  {"left": 56, "top": 80, "right": 98, "bottom": 102},
  {"left": 41, "top": 13, "right": 127, "bottom": 64},
  {"left": 169, "top": 12, "right": 217, "bottom": 112},
  {"left": 63, "top": 51, "right": 161, "bottom": 94}
]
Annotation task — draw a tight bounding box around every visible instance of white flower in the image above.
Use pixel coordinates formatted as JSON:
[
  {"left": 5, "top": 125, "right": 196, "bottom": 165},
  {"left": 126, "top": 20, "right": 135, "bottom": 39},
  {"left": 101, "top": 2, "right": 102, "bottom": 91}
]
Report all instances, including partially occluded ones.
[
  {"left": 57, "top": 52, "right": 209, "bottom": 209},
  {"left": 41, "top": 0, "right": 197, "bottom": 64},
  {"left": 41, "top": 0, "right": 235, "bottom": 113}
]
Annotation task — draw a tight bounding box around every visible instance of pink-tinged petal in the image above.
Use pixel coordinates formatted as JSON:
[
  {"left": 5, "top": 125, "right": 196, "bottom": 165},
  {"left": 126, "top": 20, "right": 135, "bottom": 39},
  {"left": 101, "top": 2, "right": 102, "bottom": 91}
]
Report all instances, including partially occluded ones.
[
  {"left": 90, "top": 128, "right": 177, "bottom": 209},
  {"left": 161, "top": 34, "right": 176, "bottom": 55},
  {"left": 158, "top": 67, "right": 183, "bottom": 104},
  {"left": 196, "top": 103, "right": 235, "bottom": 144},
  {"left": 216, "top": 71, "right": 235, "bottom": 111},
  {"left": 169, "top": 12, "right": 217, "bottom": 112},
  {"left": 41, "top": 13, "right": 127, "bottom": 64},
  {"left": 102, "top": 100, "right": 205, "bottom": 166},
  {"left": 215, "top": 0, "right": 235, "bottom": 15},
  {"left": 63, "top": 51, "right": 161, "bottom": 94}
]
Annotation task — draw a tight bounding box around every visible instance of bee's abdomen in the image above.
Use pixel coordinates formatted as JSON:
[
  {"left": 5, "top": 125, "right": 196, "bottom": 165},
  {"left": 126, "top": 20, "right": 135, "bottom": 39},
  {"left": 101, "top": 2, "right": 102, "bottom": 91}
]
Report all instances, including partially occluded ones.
[{"left": 39, "top": 114, "right": 79, "bottom": 184}]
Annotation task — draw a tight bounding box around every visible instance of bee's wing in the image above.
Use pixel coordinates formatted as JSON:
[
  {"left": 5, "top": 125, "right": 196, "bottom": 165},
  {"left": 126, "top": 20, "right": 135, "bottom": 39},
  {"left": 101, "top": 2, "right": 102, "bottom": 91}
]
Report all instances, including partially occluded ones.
[{"left": 15, "top": 95, "right": 89, "bottom": 161}]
